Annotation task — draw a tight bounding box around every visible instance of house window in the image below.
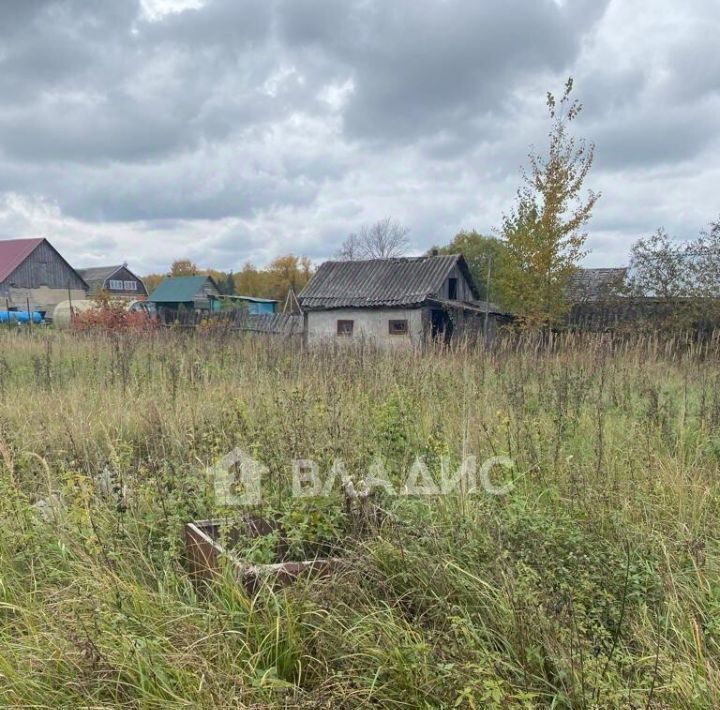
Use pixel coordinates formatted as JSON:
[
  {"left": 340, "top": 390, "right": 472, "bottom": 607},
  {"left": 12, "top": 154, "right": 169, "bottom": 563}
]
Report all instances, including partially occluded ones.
[
  {"left": 448, "top": 277, "right": 458, "bottom": 300},
  {"left": 123, "top": 280, "right": 137, "bottom": 291},
  {"left": 388, "top": 319, "right": 408, "bottom": 335},
  {"left": 108, "top": 279, "right": 124, "bottom": 290},
  {"left": 337, "top": 320, "right": 354, "bottom": 336}
]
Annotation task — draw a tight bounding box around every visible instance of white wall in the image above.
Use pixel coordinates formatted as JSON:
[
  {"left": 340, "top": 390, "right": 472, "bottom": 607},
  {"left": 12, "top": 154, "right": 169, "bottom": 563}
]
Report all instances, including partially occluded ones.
[{"left": 306, "top": 308, "right": 425, "bottom": 349}]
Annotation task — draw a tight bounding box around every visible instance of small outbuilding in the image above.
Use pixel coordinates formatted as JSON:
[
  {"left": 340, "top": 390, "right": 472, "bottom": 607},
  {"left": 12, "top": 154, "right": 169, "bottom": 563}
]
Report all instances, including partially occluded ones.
[
  {"left": 149, "top": 275, "right": 221, "bottom": 324},
  {"left": 299, "top": 254, "right": 511, "bottom": 348},
  {"left": 216, "top": 294, "right": 279, "bottom": 314},
  {"left": 77, "top": 264, "right": 148, "bottom": 299}
]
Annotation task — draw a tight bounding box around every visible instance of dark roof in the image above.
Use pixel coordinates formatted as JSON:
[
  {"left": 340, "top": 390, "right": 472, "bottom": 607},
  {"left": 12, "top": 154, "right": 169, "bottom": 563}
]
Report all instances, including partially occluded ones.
[
  {"left": 568, "top": 268, "right": 628, "bottom": 302},
  {"left": 299, "top": 254, "right": 480, "bottom": 310},
  {"left": 77, "top": 265, "right": 124, "bottom": 286},
  {"left": 149, "top": 275, "right": 218, "bottom": 303},
  {"left": 0, "top": 237, "right": 44, "bottom": 282},
  {"left": 237, "top": 313, "right": 303, "bottom": 335},
  {"left": 78, "top": 265, "right": 146, "bottom": 292}
]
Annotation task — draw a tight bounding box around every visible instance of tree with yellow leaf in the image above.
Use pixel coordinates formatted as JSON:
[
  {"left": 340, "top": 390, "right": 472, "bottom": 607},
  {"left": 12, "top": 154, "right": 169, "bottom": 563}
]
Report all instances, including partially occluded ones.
[
  {"left": 142, "top": 273, "right": 164, "bottom": 295},
  {"left": 233, "top": 262, "right": 265, "bottom": 296},
  {"left": 233, "top": 255, "right": 314, "bottom": 305},
  {"left": 168, "top": 259, "right": 199, "bottom": 277},
  {"left": 497, "top": 78, "right": 599, "bottom": 327}
]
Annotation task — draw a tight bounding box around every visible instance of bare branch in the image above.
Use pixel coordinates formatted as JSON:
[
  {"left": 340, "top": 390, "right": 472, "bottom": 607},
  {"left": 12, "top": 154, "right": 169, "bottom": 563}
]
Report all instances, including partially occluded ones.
[{"left": 336, "top": 218, "right": 410, "bottom": 260}]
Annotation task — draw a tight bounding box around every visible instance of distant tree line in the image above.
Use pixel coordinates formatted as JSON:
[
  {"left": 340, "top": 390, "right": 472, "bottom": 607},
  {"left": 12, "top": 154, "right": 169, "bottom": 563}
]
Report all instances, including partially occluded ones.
[
  {"left": 143, "top": 255, "right": 314, "bottom": 306},
  {"left": 143, "top": 76, "right": 718, "bottom": 330},
  {"left": 143, "top": 79, "right": 601, "bottom": 326}
]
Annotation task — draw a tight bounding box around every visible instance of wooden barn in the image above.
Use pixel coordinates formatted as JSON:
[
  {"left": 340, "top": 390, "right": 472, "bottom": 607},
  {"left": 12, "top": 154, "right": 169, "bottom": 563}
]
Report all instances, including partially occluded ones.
[{"left": 0, "top": 237, "right": 88, "bottom": 315}]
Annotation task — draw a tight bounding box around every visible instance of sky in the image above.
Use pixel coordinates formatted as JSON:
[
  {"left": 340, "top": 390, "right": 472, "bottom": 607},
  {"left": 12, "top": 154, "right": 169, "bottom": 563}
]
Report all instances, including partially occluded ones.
[{"left": 0, "top": 0, "right": 718, "bottom": 274}]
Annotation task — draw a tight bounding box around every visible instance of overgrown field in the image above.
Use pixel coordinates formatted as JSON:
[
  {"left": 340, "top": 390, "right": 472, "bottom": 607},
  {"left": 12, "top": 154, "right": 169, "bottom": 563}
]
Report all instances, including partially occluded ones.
[{"left": 0, "top": 330, "right": 719, "bottom": 708}]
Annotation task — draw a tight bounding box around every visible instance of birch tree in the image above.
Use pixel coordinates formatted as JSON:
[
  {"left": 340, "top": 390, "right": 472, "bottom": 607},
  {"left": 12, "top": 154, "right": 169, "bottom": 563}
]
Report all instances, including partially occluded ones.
[{"left": 498, "top": 78, "right": 599, "bottom": 326}]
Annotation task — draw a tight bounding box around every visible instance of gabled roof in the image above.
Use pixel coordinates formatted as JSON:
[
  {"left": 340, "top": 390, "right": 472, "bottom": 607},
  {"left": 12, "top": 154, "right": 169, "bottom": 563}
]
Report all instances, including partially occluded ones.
[
  {"left": 568, "top": 268, "right": 628, "bottom": 302},
  {"left": 77, "top": 265, "right": 124, "bottom": 285},
  {"left": 0, "top": 237, "right": 45, "bottom": 282},
  {"left": 299, "top": 254, "right": 480, "bottom": 310},
  {"left": 149, "top": 275, "right": 218, "bottom": 303},
  {"left": 78, "top": 264, "right": 146, "bottom": 293}
]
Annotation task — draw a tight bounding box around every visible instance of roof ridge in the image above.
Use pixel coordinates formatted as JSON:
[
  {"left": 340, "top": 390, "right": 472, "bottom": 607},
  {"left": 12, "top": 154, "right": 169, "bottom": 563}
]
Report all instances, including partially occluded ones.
[
  {"left": 0, "top": 237, "right": 45, "bottom": 283},
  {"left": 298, "top": 253, "right": 475, "bottom": 309},
  {"left": 323, "top": 254, "right": 458, "bottom": 264},
  {"left": 78, "top": 264, "right": 124, "bottom": 270}
]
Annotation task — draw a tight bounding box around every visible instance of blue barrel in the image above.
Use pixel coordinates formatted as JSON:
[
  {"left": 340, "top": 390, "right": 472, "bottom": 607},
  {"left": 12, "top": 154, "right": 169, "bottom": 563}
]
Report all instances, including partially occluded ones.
[{"left": 0, "top": 310, "right": 44, "bottom": 324}]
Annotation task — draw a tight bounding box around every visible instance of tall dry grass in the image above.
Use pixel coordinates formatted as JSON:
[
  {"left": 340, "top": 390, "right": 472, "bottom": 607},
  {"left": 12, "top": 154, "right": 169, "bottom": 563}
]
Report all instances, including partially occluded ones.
[{"left": 0, "top": 328, "right": 718, "bottom": 707}]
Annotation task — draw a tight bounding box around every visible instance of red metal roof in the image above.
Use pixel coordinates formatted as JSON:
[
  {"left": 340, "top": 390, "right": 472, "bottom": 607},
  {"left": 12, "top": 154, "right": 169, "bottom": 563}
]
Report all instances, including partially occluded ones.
[{"left": 0, "top": 238, "right": 44, "bottom": 283}]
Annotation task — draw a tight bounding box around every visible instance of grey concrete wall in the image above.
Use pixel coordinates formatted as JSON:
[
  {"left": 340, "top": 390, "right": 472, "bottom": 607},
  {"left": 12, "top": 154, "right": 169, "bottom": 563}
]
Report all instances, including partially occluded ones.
[
  {"left": 7, "top": 286, "right": 87, "bottom": 314},
  {"left": 306, "top": 308, "right": 425, "bottom": 349}
]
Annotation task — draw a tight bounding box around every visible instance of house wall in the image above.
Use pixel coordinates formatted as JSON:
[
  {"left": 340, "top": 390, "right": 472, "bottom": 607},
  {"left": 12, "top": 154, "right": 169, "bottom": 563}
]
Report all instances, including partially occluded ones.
[
  {"left": 6, "top": 286, "right": 87, "bottom": 315},
  {"left": 156, "top": 301, "right": 214, "bottom": 325},
  {"left": 306, "top": 305, "right": 510, "bottom": 348},
  {"left": 180, "top": 281, "right": 221, "bottom": 313},
  {"left": 306, "top": 308, "right": 425, "bottom": 348},
  {"left": 449, "top": 309, "right": 508, "bottom": 344},
  {"left": 96, "top": 266, "right": 148, "bottom": 298},
  {"left": 196, "top": 280, "right": 221, "bottom": 308},
  {"left": 247, "top": 301, "right": 277, "bottom": 315},
  {"left": 434, "top": 264, "right": 474, "bottom": 302}
]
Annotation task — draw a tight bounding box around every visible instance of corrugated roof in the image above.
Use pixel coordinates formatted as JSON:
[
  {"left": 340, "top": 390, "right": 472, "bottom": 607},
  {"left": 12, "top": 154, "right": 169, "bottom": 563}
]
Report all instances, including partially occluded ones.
[
  {"left": 237, "top": 313, "right": 303, "bottom": 335},
  {"left": 77, "top": 265, "right": 123, "bottom": 286},
  {"left": 149, "top": 275, "right": 217, "bottom": 303},
  {"left": 0, "top": 238, "right": 44, "bottom": 283},
  {"left": 299, "top": 254, "right": 479, "bottom": 309},
  {"left": 568, "top": 268, "right": 628, "bottom": 302}
]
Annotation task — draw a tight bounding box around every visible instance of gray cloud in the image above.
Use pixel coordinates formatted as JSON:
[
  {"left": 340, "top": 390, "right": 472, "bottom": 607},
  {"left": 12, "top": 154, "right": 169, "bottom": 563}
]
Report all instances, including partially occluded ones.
[
  {"left": 267, "top": 0, "right": 613, "bottom": 153},
  {"left": 590, "top": 101, "right": 720, "bottom": 170},
  {"left": 0, "top": 0, "right": 717, "bottom": 272}
]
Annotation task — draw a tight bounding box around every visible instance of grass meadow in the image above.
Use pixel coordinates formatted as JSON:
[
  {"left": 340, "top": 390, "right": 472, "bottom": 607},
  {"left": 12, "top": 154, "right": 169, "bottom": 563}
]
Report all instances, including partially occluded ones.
[{"left": 0, "top": 328, "right": 719, "bottom": 708}]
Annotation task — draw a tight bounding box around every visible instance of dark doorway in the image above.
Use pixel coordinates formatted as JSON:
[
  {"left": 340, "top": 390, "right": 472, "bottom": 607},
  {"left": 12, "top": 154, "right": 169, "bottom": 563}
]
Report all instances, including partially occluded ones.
[
  {"left": 431, "top": 308, "right": 453, "bottom": 344},
  {"left": 448, "top": 277, "right": 458, "bottom": 300}
]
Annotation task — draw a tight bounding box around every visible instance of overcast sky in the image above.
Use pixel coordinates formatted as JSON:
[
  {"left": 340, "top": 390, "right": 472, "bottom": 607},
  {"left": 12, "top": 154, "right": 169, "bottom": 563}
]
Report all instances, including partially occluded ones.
[{"left": 0, "top": 0, "right": 718, "bottom": 273}]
